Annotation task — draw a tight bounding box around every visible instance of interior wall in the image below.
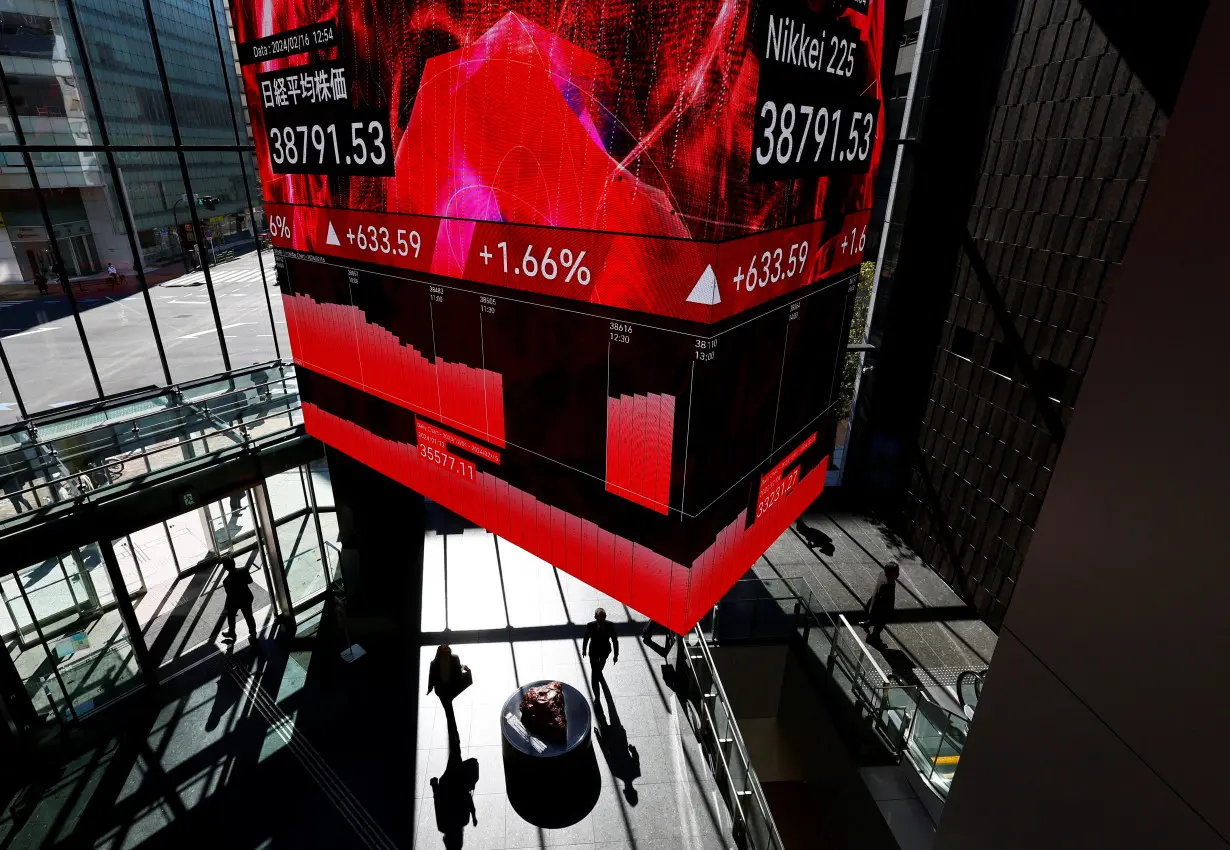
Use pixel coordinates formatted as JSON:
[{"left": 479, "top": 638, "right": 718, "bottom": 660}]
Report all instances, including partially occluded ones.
[{"left": 934, "top": 3, "right": 1230, "bottom": 847}]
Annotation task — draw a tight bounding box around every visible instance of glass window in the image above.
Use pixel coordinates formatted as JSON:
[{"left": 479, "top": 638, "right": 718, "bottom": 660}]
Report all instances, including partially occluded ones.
[
  {"left": 67, "top": 0, "right": 176, "bottom": 148},
  {"left": 309, "top": 457, "right": 334, "bottom": 508},
  {"left": 266, "top": 466, "right": 310, "bottom": 520},
  {"left": 112, "top": 151, "right": 228, "bottom": 384},
  {"left": 3, "top": 547, "right": 143, "bottom": 720},
  {"left": 0, "top": 357, "right": 23, "bottom": 426},
  {"left": 0, "top": 188, "right": 101, "bottom": 412},
  {"left": 183, "top": 151, "right": 278, "bottom": 368},
  {"left": 277, "top": 512, "right": 329, "bottom": 610},
  {"left": 0, "top": 12, "right": 57, "bottom": 60},
  {"left": 4, "top": 75, "right": 67, "bottom": 117}
]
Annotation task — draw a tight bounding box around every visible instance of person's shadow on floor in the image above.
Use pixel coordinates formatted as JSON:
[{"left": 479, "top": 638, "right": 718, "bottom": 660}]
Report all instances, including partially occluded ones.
[
  {"left": 595, "top": 700, "right": 641, "bottom": 805},
  {"left": 431, "top": 729, "right": 480, "bottom": 849},
  {"left": 206, "top": 667, "right": 243, "bottom": 732}
]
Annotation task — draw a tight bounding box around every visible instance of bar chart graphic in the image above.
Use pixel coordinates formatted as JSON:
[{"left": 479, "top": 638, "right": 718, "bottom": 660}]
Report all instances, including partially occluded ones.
[
  {"left": 283, "top": 291, "right": 506, "bottom": 446},
  {"left": 605, "top": 392, "right": 675, "bottom": 515},
  {"left": 302, "top": 392, "right": 827, "bottom": 633}
]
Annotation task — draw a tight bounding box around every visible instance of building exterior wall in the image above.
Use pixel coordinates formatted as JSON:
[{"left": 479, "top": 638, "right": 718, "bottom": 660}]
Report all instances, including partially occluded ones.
[
  {"left": 934, "top": 5, "right": 1230, "bottom": 841},
  {"left": 849, "top": 0, "right": 1206, "bottom": 630},
  {"left": 0, "top": 0, "right": 254, "bottom": 282}
]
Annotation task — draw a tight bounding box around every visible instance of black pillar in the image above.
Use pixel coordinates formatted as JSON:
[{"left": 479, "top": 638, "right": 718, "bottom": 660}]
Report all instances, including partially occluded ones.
[{"left": 327, "top": 446, "right": 426, "bottom": 641}]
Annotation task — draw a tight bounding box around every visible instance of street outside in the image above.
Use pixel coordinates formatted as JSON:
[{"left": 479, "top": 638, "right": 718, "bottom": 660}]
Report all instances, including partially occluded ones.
[{"left": 0, "top": 250, "right": 290, "bottom": 424}]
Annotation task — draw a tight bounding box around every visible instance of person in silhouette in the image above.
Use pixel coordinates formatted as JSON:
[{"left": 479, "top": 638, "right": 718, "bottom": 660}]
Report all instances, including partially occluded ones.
[
  {"left": 864, "top": 561, "right": 900, "bottom": 643},
  {"left": 427, "top": 645, "right": 471, "bottom": 746},
  {"left": 220, "top": 557, "right": 258, "bottom": 644},
  {"left": 582, "top": 607, "right": 618, "bottom": 715}
]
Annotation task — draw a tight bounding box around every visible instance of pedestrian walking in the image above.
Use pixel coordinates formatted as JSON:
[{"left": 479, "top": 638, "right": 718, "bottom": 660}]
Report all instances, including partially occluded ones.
[
  {"left": 427, "top": 645, "right": 472, "bottom": 746},
  {"left": 220, "top": 556, "right": 258, "bottom": 645},
  {"left": 106, "top": 262, "right": 118, "bottom": 286},
  {"left": 582, "top": 607, "right": 619, "bottom": 714},
  {"left": 33, "top": 271, "right": 48, "bottom": 296},
  {"left": 863, "top": 561, "right": 900, "bottom": 643}
]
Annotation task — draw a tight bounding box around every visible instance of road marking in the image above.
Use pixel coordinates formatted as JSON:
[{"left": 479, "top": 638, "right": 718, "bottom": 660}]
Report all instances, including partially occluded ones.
[
  {"left": 177, "top": 322, "right": 254, "bottom": 340},
  {"left": 4, "top": 326, "right": 58, "bottom": 339}
]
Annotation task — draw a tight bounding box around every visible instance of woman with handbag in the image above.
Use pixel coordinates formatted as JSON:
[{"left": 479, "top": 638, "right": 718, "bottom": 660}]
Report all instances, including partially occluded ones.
[{"left": 427, "top": 644, "right": 472, "bottom": 748}]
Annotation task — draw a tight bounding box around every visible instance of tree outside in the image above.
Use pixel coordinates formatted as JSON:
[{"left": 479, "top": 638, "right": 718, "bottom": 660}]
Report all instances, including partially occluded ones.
[{"left": 836, "top": 261, "right": 876, "bottom": 422}]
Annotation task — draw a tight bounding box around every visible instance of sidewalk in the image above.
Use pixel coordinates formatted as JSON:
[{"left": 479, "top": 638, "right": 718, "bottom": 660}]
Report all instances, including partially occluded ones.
[{"left": 0, "top": 245, "right": 266, "bottom": 300}]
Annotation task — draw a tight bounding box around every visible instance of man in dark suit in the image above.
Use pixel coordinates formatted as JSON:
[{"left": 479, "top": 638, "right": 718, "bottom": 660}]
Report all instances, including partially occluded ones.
[
  {"left": 864, "top": 561, "right": 900, "bottom": 643},
  {"left": 582, "top": 607, "right": 619, "bottom": 714}
]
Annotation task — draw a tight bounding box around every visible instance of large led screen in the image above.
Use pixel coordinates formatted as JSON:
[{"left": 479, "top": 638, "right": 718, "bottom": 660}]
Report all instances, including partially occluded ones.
[{"left": 234, "top": 0, "right": 886, "bottom": 632}]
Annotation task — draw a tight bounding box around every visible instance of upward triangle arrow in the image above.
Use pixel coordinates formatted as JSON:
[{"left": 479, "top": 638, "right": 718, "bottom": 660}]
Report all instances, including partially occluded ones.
[
  {"left": 326, "top": 222, "right": 341, "bottom": 247},
  {"left": 686, "top": 265, "right": 721, "bottom": 305}
]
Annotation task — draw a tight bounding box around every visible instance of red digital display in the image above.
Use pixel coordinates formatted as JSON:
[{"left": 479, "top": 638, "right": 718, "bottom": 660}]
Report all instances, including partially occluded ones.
[{"left": 234, "top": 0, "right": 886, "bottom": 632}]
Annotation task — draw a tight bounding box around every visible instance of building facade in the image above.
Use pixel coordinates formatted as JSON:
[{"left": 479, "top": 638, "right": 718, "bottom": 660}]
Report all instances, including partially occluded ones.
[
  {"left": 0, "top": 0, "right": 257, "bottom": 283},
  {"left": 844, "top": 0, "right": 1208, "bottom": 629}
]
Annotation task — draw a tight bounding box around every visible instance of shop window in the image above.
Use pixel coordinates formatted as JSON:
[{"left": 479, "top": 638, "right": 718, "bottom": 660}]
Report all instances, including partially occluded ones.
[{"left": 3, "top": 75, "right": 66, "bottom": 118}]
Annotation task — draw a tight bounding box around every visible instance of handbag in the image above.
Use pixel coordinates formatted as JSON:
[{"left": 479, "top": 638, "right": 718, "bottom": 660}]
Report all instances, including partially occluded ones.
[{"left": 457, "top": 664, "right": 473, "bottom": 694}]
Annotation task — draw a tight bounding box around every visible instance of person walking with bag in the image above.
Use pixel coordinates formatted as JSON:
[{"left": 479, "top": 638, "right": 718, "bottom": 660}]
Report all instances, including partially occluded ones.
[{"left": 428, "top": 644, "right": 472, "bottom": 747}]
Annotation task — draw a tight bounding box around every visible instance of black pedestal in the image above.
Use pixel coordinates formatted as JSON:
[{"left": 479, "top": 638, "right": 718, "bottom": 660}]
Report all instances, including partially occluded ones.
[{"left": 501, "top": 680, "right": 600, "bottom": 827}]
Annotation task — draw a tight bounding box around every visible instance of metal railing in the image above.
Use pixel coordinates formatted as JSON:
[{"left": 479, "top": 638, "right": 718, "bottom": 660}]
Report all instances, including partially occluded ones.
[
  {"left": 0, "top": 363, "right": 301, "bottom": 524},
  {"left": 826, "top": 614, "right": 920, "bottom": 757},
  {"left": 681, "top": 626, "right": 787, "bottom": 850},
  {"left": 709, "top": 576, "right": 969, "bottom": 800}
]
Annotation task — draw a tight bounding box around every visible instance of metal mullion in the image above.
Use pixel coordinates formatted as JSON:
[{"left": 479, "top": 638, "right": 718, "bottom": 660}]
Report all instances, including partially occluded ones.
[
  {"left": 61, "top": 0, "right": 174, "bottom": 387},
  {"left": 302, "top": 463, "right": 330, "bottom": 586},
  {"left": 125, "top": 533, "right": 147, "bottom": 593},
  {"left": 206, "top": 0, "right": 283, "bottom": 361},
  {"left": 98, "top": 540, "right": 154, "bottom": 682},
  {"left": 137, "top": 0, "right": 231, "bottom": 371},
  {"left": 0, "top": 339, "right": 27, "bottom": 419},
  {"left": 0, "top": 144, "right": 256, "bottom": 153},
  {"left": 0, "top": 70, "right": 105, "bottom": 403}
]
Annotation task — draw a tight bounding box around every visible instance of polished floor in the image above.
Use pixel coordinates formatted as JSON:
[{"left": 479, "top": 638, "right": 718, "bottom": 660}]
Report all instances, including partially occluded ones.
[
  {"left": 1, "top": 510, "right": 974, "bottom": 849},
  {"left": 413, "top": 529, "right": 733, "bottom": 850},
  {"left": 757, "top": 513, "right": 997, "bottom": 712}
]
